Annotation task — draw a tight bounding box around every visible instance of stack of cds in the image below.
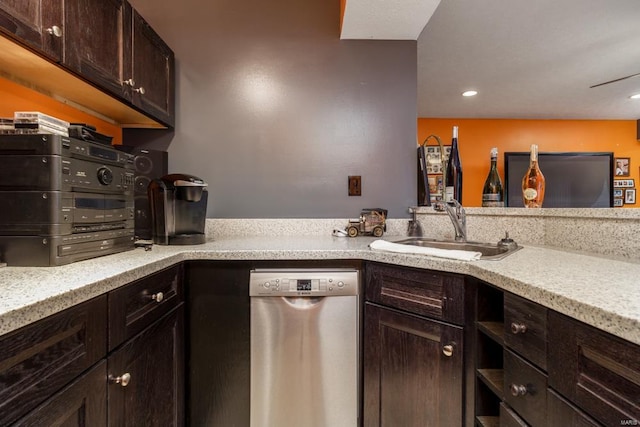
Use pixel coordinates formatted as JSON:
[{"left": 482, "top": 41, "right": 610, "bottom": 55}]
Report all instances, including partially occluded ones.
[
  {"left": 13, "top": 111, "right": 70, "bottom": 136},
  {"left": 0, "top": 118, "right": 13, "bottom": 134}
]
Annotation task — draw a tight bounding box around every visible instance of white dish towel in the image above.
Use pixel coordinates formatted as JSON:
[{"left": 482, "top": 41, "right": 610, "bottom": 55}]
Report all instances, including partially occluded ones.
[{"left": 369, "top": 239, "right": 482, "bottom": 261}]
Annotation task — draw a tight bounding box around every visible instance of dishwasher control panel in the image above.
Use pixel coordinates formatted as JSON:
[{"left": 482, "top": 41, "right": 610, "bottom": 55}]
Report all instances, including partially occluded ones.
[{"left": 249, "top": 268, "right": 360, "bottom": 297}]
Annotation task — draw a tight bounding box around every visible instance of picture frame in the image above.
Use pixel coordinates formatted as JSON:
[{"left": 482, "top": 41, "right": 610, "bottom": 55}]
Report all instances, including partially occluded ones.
[
  {"left": 613, "top": 188, "right": 623, "bottom": 198},
  {"left": 625, "top": 188, "right": 636, "bottom": 204},
  {"left": 614, "top": 198, "right": 624, "bottom": 207},
  {"left": 615, "top": 157, "right": 630, "bottom": 176},
  {"left": 614, "top": 179, "right": 635, "bottom": 188},
  {"left": 424, "top": 145, "right": 451, "bottom": 174}
]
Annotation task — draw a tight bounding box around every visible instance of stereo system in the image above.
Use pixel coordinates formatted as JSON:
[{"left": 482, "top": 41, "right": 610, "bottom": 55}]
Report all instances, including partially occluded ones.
[{"left": 0, "top": 134, "right": 136, "bottom": 266}]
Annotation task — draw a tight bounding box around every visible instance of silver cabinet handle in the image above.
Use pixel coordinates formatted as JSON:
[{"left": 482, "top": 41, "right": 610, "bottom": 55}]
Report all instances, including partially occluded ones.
[
  {"left": 511, "top": 322, "right": 527, "bottom": 334},
  {"left": 123, "top": 78, "right": 135, "bottom": 87},
  {"left": 151, "top": 292, "right": 164, "bottom": 303},
  {"left": 510, "top": 383, "right": 528, "bottom": 396},
  {"left": 109, "top": 372, "right": 131, "bottom": 387},
  {"left": 46, "top": 25, "right": 62, "bottom": 38},
  {"left": 133, "top": 86, "right": 146, "bottom": 95},
  {"left": 442, "top": 344, "right": 454, "bottom": 357}
]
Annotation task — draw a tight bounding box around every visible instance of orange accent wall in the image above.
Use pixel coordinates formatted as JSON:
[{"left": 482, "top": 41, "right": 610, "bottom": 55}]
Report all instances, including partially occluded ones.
[
  {"left": 340, "top": 0, "right": 346, "bottom": 31},
  {"left": 418, "top": 118, "right": 640, "bottom": 207},
  {"left": 0, "top": 77, "right": 122, "bottom": 144}
]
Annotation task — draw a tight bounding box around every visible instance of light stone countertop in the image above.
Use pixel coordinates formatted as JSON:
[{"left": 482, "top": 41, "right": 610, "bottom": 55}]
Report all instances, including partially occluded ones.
[{"left": 0, "top": 235, "right": 639, "bottom": 347}]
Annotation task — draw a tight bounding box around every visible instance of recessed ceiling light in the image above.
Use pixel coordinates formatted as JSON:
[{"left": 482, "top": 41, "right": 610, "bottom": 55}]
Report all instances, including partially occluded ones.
[
  {"left": 462, "top": 90, "right": 478, "bottom": 97},
  {"left": 629, "top": 93, "right": 640, "bottom": 99}
]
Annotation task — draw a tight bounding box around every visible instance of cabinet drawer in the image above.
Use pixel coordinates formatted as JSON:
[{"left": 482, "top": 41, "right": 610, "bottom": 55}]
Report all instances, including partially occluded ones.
[
  {"left": 547, "top": 388, "right": 601, "bottom": 427},
  {"left": 499, "top": 402, "right": 528, "bottom": 427},
  {"left": 365, "top": 262, "right": 465, "bottom": 325},
  {"left": 504, "top": 349, "right": 548, "bottom": 427},
  {"left": 548, "top": 311, "right": 640, "bottom": 427},
  {"left": 0, "top": 295, "right": 107, "bottom": 425},
  {"left": 109, "top": 263, "right": 183, "bottom": 350},
  {"left": 504, "top": 293, "right": 547, "bottom": 370},
  {"left": 13, "top": 360, "right": 107, "bottom": 427}
]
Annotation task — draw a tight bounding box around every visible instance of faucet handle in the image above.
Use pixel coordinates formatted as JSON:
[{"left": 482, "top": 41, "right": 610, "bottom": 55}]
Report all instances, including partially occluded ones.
[
  {"left": 498, "top": 231, "right": 518, "bottom": 249},
  {"left": 433, "top": 201, "right": 446, "bottom": 211}
]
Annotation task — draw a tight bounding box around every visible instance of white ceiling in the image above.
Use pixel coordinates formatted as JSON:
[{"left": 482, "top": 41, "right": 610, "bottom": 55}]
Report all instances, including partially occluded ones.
[{"left": 342, "top": 0, "right": 640, "bottom": 120}]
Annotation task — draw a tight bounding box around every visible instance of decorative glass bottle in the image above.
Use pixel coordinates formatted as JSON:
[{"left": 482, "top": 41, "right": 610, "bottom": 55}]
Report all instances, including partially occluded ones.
[
  {"left": 445, "top": 126, "right": 462, "bottom": 203},
  {"left": 482, "top": 147, "right": 504, "bottom": 207},
  {"left": 521, "top": 144, "right": 545, "bottom": 208}
]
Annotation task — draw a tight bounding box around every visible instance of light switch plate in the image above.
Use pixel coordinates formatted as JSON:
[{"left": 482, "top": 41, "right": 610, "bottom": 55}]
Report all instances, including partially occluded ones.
[{"left": 348, "top": 176, "right": 361, "bottom": 196}]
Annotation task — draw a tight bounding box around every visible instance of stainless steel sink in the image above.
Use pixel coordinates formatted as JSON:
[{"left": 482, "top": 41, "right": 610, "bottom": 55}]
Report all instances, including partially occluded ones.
[{"left": 392, "top": 238, "right": 521, "bottom": 260}]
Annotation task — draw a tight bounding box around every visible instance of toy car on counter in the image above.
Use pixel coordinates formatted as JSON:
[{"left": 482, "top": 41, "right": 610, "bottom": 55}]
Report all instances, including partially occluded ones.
[{"left": 346, "top": 208, "right": 387, "bottom": 237}]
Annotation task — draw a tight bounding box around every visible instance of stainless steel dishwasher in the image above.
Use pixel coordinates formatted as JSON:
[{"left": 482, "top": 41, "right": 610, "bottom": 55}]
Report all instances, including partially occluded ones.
[{"left": 249, "top": 268, "right": 361, "bottom": 427}]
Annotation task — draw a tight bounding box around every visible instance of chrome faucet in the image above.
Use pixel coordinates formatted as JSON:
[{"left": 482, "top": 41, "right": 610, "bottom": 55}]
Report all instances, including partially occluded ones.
[
  {"left": 433, "top": 199, "right": 467, "bottom": 242},
  {"left": 407, "top": 207, "right": 423, "bottom": 237}
]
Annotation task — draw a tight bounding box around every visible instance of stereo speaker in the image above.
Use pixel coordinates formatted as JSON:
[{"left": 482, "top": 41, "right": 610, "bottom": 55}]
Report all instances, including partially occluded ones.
[{"left": 116, "top": 146, "right": 168, "bottom": 240}]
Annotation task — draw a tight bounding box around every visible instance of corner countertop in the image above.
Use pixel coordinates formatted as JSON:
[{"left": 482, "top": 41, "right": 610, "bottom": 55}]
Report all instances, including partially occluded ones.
[{"left": 0, "top": 236, "right": 638, "bottom": 346}]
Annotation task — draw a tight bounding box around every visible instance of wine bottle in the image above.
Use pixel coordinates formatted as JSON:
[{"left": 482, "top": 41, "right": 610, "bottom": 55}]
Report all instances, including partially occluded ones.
[
  {"left": 482, "top": 147, "right": 504, "bottom": 207},
  {"left": 521, "top": 144, "right": 545, "bottom": 208},
  {"left": 444, "top": 126, "right": 462, "bottom": 203}
]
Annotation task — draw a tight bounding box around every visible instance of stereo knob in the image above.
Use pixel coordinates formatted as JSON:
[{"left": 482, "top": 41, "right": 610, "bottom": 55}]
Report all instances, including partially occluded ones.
[{"left": 97, "top": 167, "right": 113, "bottom": 185}]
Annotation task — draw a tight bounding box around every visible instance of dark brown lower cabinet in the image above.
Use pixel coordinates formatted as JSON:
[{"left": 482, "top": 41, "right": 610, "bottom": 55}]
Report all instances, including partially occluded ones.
[
  {"left": 547, "top": 388, "right": 600, "bottom": 427},
  {"left": 0, "top": 296, "right": 107, "bottom": 426},
  {"left": 548, "top": 311, "right": 640, "bottom": 427},
  {"left": 1, "top": 264, "right": 185, "bottom": 426},
  {"left": 13, "top": 361, "right": 107, "bottom": 427},
  {"left": 363, "top": 302, "right": 464, "bottom": 427},
  {"left": 108, "top": 305, "right": 184, "bottom": 427}
]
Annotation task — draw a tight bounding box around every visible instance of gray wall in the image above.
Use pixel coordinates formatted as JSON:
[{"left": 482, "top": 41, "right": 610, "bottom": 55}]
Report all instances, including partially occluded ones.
[{"left": 126, "top": 0, "right": 417, "bottom": 218}]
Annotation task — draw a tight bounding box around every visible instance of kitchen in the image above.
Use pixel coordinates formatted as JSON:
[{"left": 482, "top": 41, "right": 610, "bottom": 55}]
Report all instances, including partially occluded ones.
[{"left": 0, "top": 0, "right": 639, "bottom": 426}]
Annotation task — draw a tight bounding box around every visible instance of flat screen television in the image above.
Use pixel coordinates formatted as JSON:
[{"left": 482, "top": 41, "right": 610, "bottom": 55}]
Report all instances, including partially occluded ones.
[{"left": 504, "top": 152, "right": 614, "bottom": 208}]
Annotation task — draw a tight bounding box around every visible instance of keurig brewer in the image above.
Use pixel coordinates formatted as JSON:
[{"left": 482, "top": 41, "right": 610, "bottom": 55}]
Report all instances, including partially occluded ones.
[{"left": 148, "top": 173, "right": 208, "bottom": 245}]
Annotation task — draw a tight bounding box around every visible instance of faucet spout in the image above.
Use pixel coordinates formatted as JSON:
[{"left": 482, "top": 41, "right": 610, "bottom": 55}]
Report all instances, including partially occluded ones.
[{"left": 433, "top": 199, "right": 467, "bottom": 242}]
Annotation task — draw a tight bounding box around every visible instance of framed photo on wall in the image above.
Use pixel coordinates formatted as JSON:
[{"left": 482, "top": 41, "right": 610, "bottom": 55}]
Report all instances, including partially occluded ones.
[
  {"left": 625, "top": 188, "right": 636, "bottom": 204},
  {"left": 614, "top": 179, "right": 635, "bottom": 188},
  {"left": 614, "top": 198, "right": 624, "bottom": 207},
  {"left": 615, "top": 157, "right": 630, "bottom": 176}
]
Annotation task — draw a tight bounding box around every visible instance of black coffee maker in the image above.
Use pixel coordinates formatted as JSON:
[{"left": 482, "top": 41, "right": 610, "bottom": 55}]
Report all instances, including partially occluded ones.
[{"left": 148, "top": 173, "right": 208, "bottom": 245}]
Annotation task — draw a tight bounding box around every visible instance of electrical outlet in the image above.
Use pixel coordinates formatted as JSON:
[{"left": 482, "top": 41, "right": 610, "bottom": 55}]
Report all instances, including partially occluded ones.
[{"left": 348, "top": 176, "right": 361, "bottom": 196}]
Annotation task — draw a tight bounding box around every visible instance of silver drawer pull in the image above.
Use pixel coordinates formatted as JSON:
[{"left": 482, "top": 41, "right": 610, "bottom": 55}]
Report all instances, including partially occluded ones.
[
  {"left": 510, "top": 383, "right": 528, "bottom": 396},
  {"left": 133, "top": 86, "right": 146, "bottom": 95},
  {"left": 123, "top": 78, "right": 135, "bottom": 87},
  {"left": 109, "top": 373, "right": 131, "bottom": 387},
  {"left": 151, "top": 292, "right": 164, "bottom": 303},
  {"left": 442, "top": 344, "right": 454, "bottom": 357},
  {"left": 46, "top": 25, "right": 62, "bottom": 38},
  {"left": 511, "top": 322, "right": 527, "bottom": 334}
]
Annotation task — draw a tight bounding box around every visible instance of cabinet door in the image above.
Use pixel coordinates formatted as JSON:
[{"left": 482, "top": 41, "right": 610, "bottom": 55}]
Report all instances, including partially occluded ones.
[
  {"left": 548, "top": 311, "right": 640, "bottom": 426},
  {"left": 0, "top": 295, "right": 107, "bottom": 426},
  {"left": 108, "top": 305, "right": 184, "bottom": 427},
  {"left": 131, "top": 9, "right": 175, "bottom": 127},
  {"left": 363, "top": 302, "right": 464, "bottom": 427},
  {"left": 0, "top": 0, "right": 62, "bottom": 60},
  {"left": 13, "top": 360, "right": 107, "bottom": 427},
  {"left": 62, "top": 0, "right": 130, "bottom": 99}
]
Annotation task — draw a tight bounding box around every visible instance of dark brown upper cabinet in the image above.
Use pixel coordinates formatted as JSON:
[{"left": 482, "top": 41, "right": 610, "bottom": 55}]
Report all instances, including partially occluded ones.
[
  {"left": 0, "top": 0, "right": 174, "bottom": 128},
  {"left": 130, "top": 9, "right": 175, "bottom": 128},
  {"left": 62, "top": 0, "right": 175, "bottom": 127},
  {"left": 0, "top": 0, "right": 63, "bottom": 61},
  {"left": 62, "top": 0, "right": 130, "bottom": 100}
]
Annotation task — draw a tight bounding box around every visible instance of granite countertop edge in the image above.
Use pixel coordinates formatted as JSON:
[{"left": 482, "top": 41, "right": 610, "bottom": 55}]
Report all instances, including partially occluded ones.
[{"left": 0, "top": 235, "right": 638, "bottom": 346}]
